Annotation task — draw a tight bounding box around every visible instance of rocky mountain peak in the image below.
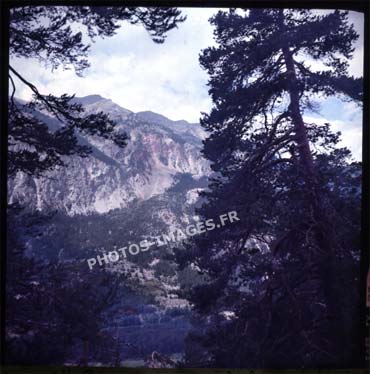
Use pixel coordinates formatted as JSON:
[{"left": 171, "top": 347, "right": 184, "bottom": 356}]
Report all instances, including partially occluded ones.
[
  {"left": 73, "top": 94, "right": 107, "bottom": 105},
  {"left": 8, "top": 95, "right": 210, "bottom": 215}
]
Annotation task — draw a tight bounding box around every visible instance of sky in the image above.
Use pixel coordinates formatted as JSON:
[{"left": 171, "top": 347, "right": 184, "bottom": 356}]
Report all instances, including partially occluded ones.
[{"left": 10, "top": 7, "right": 364, "bottom": 160}]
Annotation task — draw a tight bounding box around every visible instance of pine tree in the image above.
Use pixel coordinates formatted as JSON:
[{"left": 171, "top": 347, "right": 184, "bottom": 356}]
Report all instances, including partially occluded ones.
[
  {"left": 6, "top": 5, "right": 186, "bottom": 365},
  {"left": 176, "top": 9, "right": 362, "bottom": 368},
  {"left": 8, "top": 6, "right": 185, "bottom": 175},
  {"left": 5, "top": 204, "right": 124, "bottom": 365}
]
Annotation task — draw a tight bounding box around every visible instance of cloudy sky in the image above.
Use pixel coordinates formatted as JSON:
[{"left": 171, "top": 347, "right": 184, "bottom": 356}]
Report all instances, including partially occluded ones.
[{"left": 10, "top": 7, "right": 364, "bottom": 160}]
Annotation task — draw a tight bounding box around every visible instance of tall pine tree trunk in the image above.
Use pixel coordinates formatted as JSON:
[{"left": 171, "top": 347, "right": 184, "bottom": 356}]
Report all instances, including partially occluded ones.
[
  {"left": 278, "top": 10, "right": 322, "bottom": 215},
  {"left": 279, "top": 11, "right": 342, "bottom": 363},
  {"left": 281, "top": 46, "right": 316, "bottom": 185}
]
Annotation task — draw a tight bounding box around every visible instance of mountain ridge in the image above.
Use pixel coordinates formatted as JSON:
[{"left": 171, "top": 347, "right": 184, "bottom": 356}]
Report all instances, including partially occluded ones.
[
  {"left": 74, "top": 95, "right": 200, "bottom": 127},
  {"left": 8, "top": 95, "right": 210, "bottom": 215}
]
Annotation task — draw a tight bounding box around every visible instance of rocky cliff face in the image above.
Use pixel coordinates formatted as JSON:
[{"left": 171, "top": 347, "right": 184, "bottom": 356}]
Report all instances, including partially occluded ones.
[
  {"left": 8, "top": 95, "right": 210, "bottom": 360},
  {"left": 8, "top": 95, "right": 210, "bottom": 215}
]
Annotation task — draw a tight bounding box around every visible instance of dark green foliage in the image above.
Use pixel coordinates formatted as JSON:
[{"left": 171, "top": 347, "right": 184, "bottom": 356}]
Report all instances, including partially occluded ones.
[
  {"left": 5, "top": 205, "right": 124, "bottom": 365},
  {"left": 24, "top": 191, "right": 185, "bottom": 264},
  {"left": 6, "top": 6, "right": 189, "bottom": 365},
  {"left": 10, "top": 6, "right": 185, "bottom": 75},
  {"left": 168, "top": 173, "right": 209, "bottom": 193},
  {"left": 177, "top": 9, "right": 363, "bottom": 368},
  {"left": 8, "top": 98, "right": 128, "bottom": 176},
  {"left": 5, "top": 184, "right": 197, "bottom": 363},
  {"left": 8, "top": 6, "right": 185, "bottom": 175}
]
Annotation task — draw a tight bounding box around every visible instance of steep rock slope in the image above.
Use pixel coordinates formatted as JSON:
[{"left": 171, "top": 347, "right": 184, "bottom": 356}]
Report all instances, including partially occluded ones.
[{"left": 8, "top": 95, "right": 210, "bottom": 215}]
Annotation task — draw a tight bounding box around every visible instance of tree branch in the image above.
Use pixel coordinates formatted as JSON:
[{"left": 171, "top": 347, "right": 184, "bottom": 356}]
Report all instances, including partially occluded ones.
[
  {"left": 8, "top": 73, "right": 16, "bottom": 106},
  {"left": 9, "top": 65, "right": 70, "bottom": 123}
]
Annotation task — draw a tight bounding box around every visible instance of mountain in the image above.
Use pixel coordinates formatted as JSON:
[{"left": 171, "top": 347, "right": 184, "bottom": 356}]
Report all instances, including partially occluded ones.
[
  {"left": 8, "top": 95, "right": 211, "bottom": 363},
  {"left": 8, "top": 95, "right": 210, "bottom": 215}
]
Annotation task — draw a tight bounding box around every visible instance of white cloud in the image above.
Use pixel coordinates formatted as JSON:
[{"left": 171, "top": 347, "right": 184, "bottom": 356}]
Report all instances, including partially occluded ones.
[
  {"left": 11, "top": 7, "right": 220, "bottom": 122},
  {"left": 301, "top": 89, "right": 363, "bottom": 161},
  {"left": 10, "top": 7, "right": 363, "bottom": 157}
]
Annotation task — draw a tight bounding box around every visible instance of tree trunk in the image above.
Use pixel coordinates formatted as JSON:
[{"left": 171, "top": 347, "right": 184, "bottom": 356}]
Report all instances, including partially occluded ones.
[
  {"left": 79, "top": 339, "right": 89, "bottom": 366},
  {"left": 281, "top": 46, "right": 317, "bottom": 186},
  {"left": 279, "top": 25, "right": 345, "bottom": 364}
]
